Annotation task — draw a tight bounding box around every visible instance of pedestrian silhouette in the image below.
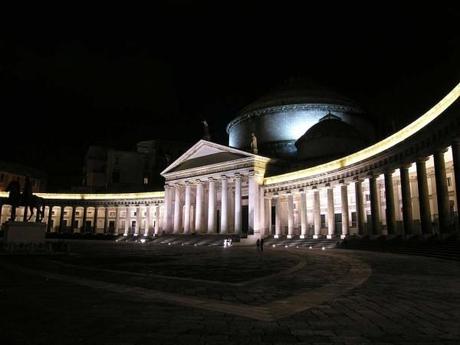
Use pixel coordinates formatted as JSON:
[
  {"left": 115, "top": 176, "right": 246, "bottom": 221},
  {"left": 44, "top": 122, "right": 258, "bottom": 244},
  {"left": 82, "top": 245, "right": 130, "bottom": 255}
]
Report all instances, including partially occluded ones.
[
  {"left": 260, "top": 238, "right": 264, "bottom": 252},
  {"left": 256, "top": 238, "right": 260, "bottom": 251}
]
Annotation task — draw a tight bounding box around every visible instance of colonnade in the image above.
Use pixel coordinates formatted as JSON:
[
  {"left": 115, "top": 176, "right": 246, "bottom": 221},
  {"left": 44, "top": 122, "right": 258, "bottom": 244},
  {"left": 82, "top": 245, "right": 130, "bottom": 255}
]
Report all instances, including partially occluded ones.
[
  {"left": 264, "top": 145, "right": 458, "bottom": 238},
  {"left": 164, "top": 173, "right": 251, "bottom": 234}
]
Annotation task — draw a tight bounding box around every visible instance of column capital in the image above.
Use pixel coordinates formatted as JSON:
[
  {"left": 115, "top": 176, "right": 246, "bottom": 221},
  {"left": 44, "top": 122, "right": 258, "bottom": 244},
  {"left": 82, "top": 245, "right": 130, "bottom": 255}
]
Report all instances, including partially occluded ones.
[
  {"left": 384, "top": 169, "right": 395, "bottom": 175},
  {"left": 220, "top": 175, "right": 228, "bottom": 181},
  {"left": 234, "top": 173, "right": 242, "bottom": 179},
  {"left": 400, "top": 163, "right": 412, "bottom": 170},
  {"left": 416, "top": 156, "right": 430, "bottom": 163},
  {"left": 208, "top": 177, "right": 216, "bottom": 182},
  {"left": 432, "top": 147, "right": 448, "bottom": 157}
]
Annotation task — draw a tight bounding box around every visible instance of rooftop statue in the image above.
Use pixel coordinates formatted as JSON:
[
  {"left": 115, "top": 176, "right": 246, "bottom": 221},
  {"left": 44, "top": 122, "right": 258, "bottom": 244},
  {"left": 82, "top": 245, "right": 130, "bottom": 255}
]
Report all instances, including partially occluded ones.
[
  {"left": 202, "top": 119, "right": 211, "bottom": 141},
  {"left": 250, "top": 132, "right": 258, "bottom": 154}
]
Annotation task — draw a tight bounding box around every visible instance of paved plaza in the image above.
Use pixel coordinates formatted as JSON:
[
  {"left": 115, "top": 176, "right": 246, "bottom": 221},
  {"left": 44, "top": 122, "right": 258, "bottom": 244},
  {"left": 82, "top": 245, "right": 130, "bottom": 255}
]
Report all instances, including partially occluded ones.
[{"left": 0, "top": 242, "right": 459, "bottom": 345}]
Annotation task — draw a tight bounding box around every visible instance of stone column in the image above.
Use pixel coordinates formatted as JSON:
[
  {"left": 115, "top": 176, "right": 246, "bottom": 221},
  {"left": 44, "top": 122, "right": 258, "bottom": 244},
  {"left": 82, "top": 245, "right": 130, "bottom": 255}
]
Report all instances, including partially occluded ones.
[
  {"left": 313, "top": 188, "right": 321, "bottom": 239},
  {"left": 93, "top": 207, "right": 98, "bottom": 233},
  {"left": 248, "top": 173, "right": 259, "bottom": 235},
  {"left": 452, "top": 140, "right": 460, "bottom": 227},
  {"left": 163, "top": 185, "right": 172, "bottom": 232},
  {"left": 355, "top": 179, "right": 365, "bottom": 235},
  {"left": 400, "top": 165, "right": 413, "bottom": 235},
  {"left": 114, "top": 206, "right": 120, "bottom": 235},
  {"left": 123, "top": 206, "right": 130, "bottom": 236},
  {"left": 58, "top": 206, "right": 65, "bottom": 233},
  {"left": 274, "top": 196, "right": 281, "bottom": 238},
  {"left": 144, "top": 205, "right": 151, "bottom": 236},
  {"left": 173, "top": 185, "right": 182, "bottom": 234},
  {"left": 341, "top": 184, "right": 349, "bottom": 238},
  {"left": 154, "top": 205, "right": 160, "bottom": 235},
  {"left": 103, "top": 206, "right": 109, "bottom": 234},
  {"left": 70, "top": 206, "right": 76, "bottom": 233},
  {"left": 266, "top": 197, "right": 272, "bottom": 236},
  {"left": 434, "top": 149, "right": 450, "bottom": 233},
  {"left": 47, "top": 206, "right": 53, "bottom": 232},
  {"left": 287, "top": 192, "right": 294, "bottom": 239},
  {"left": 327, "top": 186, "right": 335, "bottom": 239},
  {"left": 184, "top": 182, "right": 192, "bottom": 233},
  {"left": 23, "top": 204, "right": 29, "bottom": 222},
  {"left": 135, "top": 206, "right": 142, "bottom": 236},
  {"left": 207, "top": 178, "right": 216, "bottom": 233},
  {"left": 234, "top": 174, "right": 242, "bottom": 234},
  {"left": 369, "top": 174, "right": 380, "bottom": 235},
  {"left": 195, "top": 180, "right": 203, "bottom": 233},
  {"left": 300, "top": 190, "right": 308, "bottom": 239},
  {"left": 220, "top": 176, "right": 228, "bottom": 234},
  {"left": 384, "top": 171, "right": 396, "bottom": 235},
  {"left": 82, "top": 206, "right": 87, "bottom": 233},
  {"left": 416, "top": 157, "right": 432, "bottom": 234}
]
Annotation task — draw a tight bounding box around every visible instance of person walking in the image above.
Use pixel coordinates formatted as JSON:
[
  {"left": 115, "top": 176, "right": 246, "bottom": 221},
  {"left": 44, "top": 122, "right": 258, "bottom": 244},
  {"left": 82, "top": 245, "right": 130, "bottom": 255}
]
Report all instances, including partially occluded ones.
[
  {"left": 256, "top": 238, "right": 260, "bottom": 251},
  {"left": 260, "top": 238, "right": 264, "bottom": 252}
]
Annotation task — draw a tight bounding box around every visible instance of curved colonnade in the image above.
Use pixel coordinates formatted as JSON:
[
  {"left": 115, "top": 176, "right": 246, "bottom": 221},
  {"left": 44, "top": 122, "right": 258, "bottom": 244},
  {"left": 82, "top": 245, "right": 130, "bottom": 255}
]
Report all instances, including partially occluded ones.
[{"left": 0, "top": 83, "right": 459, "bottom": 240}]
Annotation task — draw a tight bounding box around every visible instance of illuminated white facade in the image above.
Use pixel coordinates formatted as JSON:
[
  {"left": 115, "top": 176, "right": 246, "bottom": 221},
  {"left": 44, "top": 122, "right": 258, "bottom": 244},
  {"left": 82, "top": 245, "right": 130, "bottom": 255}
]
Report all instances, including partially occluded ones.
[{"left": 1, "top": 83, "right": 460, "bottom": 241}]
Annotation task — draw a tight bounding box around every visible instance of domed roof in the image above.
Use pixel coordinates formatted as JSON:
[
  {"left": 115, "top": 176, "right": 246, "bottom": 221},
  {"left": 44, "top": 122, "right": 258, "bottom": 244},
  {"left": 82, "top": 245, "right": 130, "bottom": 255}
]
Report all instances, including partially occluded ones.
[
  {"left": 295, "top": 113, "right": 367, "bottom": 161},
  {"left": 240, "top": 78, "right": 362, "bottom": 114}
]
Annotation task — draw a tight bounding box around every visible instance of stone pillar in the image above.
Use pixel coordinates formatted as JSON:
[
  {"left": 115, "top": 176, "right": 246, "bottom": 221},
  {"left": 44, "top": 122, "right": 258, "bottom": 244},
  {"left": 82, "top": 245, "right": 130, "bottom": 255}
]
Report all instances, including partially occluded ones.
[
  {"left": 135, "top": 206, "right": 141, "bottom": 236},
  {"left": 300, "top": 190, "right": 308, "bottom": 239},
  {"left": 400, "top": 165, "right": 413, "bottom": 235},
  {"left": 23, "top": 204, "right": 29, "bottom": 222},
  {"left": 70, "top": 206, "right": 76, "bottom": 233},
  {"left": 173, "top": 185, "right": 182, "bottom": 234},
  {"left": 82, "top": 206, "right": 87, "bottom": 233},
  {"left": 220, "top": 176, "right": 229, "bottom": 234},
  {"left": 93, "top": 207, "right": 98, "bottom": 233},
  {"left": 452, "top": 140, "right": 460, "bottom": 227},
  {"left": 369, "top": 174, "right": 380, "bottom": 235},
  {"left": 195, "top": 180, "right": 203, "bottom": 233},
  {"left": 114, "top": 206, "right": 120, "bottom": 235},
  {"left": 287, "top": 192, "right": 294, "bottom": 239},
  {"left": 259, "top": 190, "right": 266, "bottom": 237},
  {"left": 58, "top": 206, "right": 65, "bottom": 233},
  {"left": 313, "top": 188, "right": 321, "bottom": 239},
  {"left": 144, "top": 205, "right": 151, "bottom": 236},
  {"left": 47, "top": 206, "right": 53, "bottom": 232},
  {"left": 416, "top": 158, "right": 432, "bottom": 234},
  {"left": 355, "top": 179, "right": 365, "bottom": 235},
  {"left": 234, "top": 174, "right": 242, "bottom": 234},
  {"left": 327, "top": 186, "right": 335, "bottom": 239},
  {"left": 103, "top": 206, "right": 109, "bottom": 234},
  {"left": 384, "top": 171, "right": 396, "bottom": 235},
  {"left": 123, "top": 206, "right": 130, "bottom": 236},
  {"left": 266, "top": 197, "right": 272, "bottom": 236},
  {"left": 184, "top": 182, "right": 192, "bottom": 233},
  {"left": 434, "top": 149, "right": 450, "bottom": 233},
  {"left": 207, "top": 178, "right": 216, "bottom": 233},
  {"left": 163, "top": 185, "right": 172, "bottom": 232},
  {"left": 341, "top": 184, "right": 349, "bottom": 238},
  {"left": 154, "top": 205, "right": 160, "bottom": 235},
  {"left": 248, "top": 173, "right": 259, "bottom": 235},
  {"left": 274, "top": 196, "right": 281, "bottom": 238}
]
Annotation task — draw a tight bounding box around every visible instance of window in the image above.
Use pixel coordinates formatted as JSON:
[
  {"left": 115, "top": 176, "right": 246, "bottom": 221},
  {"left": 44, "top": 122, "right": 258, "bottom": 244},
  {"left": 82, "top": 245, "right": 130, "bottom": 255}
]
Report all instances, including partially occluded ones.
[
  {"left": 447, "top": 177, "right": 452, "bottom": 187},
  {"left": 365, "top": 194, "right": 370, "bottom": 202},
  {"left": 112, "top": 170, "right": 120, "bottom": 183},
  {"left": 144, "top": 177, "right": 149, "bottom": 185}
]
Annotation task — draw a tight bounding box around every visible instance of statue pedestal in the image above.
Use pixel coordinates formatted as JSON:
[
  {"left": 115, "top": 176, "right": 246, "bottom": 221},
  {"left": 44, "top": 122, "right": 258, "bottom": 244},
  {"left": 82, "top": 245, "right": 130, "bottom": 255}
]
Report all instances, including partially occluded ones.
[{"left": 3, "top": 222, "right": 46, "bottom": 244}]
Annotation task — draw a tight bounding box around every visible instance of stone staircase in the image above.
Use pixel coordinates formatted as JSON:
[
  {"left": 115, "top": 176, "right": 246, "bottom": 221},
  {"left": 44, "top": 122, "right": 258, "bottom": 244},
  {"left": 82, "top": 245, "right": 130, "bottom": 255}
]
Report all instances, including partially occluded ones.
[
  {"left": 116, "top": 234, "right": 241, "bottom": 247},
  {"left": 339, "top": 233, "right": 460, "bottom": 261},
  {"left": 262, "top": 236, "right": 341, "bottom": 249}
]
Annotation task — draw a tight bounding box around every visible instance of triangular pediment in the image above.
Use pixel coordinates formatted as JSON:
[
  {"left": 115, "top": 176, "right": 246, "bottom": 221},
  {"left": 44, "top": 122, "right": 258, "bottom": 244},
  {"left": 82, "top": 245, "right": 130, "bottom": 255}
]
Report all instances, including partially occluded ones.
[{"left": 161, "top": 140, "right": 264, "bottom": 176}]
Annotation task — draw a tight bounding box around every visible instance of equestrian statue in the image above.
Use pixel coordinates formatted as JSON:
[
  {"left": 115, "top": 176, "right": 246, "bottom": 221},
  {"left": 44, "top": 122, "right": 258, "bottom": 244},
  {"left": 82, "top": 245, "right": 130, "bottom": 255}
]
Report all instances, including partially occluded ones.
[{"left": 5, "top": 176, "right": 45, "bottom": 222}]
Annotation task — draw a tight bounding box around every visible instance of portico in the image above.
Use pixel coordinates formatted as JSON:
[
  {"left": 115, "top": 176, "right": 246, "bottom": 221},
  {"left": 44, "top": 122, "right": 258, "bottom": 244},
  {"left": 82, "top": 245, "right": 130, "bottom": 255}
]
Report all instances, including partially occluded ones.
[{"left": 161, "top": 140, "right": 270, "bottom": 237}]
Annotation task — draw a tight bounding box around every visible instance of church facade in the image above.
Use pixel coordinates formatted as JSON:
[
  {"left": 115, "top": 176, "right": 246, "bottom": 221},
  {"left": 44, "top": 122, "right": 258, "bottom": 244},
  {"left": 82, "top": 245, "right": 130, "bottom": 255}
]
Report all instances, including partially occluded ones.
[{"left": 1, "top": 83, "right": 460, "bottom": 241}]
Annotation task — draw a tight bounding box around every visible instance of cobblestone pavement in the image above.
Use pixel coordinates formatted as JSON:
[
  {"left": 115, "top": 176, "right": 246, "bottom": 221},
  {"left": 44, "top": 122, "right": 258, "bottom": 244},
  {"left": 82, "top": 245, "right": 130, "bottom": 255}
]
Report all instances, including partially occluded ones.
[{"left": 0, "top": 242, "right": 459, "bottom": 344}]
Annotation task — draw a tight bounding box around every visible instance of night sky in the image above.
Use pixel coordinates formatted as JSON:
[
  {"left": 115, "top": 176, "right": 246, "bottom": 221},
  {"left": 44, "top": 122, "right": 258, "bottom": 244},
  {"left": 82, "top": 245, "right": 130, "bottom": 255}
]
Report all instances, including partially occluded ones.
[{"left": 1, "top": 2, "right": 459, "bottom": 190}]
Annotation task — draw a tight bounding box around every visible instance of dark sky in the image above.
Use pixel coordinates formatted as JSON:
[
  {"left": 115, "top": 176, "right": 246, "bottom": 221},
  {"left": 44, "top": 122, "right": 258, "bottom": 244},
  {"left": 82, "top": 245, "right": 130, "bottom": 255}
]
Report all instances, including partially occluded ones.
[{"left": 1, "top": 2, "right": 459, "bottom": 190}]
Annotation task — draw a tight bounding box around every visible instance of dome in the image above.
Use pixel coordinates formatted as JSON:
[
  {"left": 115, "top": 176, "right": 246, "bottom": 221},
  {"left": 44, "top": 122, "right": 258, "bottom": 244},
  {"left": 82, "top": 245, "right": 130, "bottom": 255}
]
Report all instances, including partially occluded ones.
[
  {"left": 295, "top": 113, "right": 367, "bottom": 161},
  {"left": 239, "top": 78, "right": 362, "bottom": 114},
  {"left": 226, "top": 78, "right": 375, "bottom": 160}
]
